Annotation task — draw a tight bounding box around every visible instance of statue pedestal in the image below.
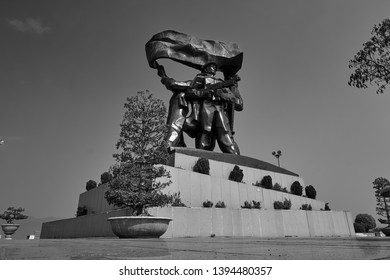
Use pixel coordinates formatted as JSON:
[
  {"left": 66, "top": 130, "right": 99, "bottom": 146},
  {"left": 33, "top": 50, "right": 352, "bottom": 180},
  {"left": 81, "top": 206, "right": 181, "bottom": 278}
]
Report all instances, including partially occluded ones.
[{"left": 41, "top": 148, "right": 355, "bottom": 238}]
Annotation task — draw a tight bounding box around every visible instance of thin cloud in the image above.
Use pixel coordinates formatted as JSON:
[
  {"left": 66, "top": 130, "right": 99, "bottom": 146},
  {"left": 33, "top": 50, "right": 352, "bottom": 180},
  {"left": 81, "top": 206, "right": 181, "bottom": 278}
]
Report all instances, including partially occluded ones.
[{"left": 7, "top": 18, "right": 51, "bottom": 34}]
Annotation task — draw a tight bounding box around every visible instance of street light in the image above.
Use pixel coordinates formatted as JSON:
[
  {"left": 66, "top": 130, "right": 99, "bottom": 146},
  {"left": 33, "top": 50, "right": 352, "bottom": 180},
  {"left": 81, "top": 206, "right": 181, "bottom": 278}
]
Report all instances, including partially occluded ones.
[
  {"left": 0, "top": 139, "right": 4, "bottom": 145},
  {"left": 272, "top": 150, "right": 282, "bottom": 167}
]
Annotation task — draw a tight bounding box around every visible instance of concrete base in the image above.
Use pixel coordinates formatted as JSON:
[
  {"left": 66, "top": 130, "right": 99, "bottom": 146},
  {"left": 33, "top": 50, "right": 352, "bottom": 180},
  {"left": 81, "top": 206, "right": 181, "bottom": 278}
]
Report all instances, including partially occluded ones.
[
  {"left": 41, "top": 148, "right": 355, "bottom": 239},
  {"left": 41, "top": 207, "right": 355, "bottom": 238}
]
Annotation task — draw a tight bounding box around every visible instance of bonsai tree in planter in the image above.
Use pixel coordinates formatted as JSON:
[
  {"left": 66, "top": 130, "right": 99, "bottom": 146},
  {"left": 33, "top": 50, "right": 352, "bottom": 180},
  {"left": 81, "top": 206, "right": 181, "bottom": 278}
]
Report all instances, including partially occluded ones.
[
  {"left": 0, "top": 207, "right": 28, "bottom": 239},
  {"left": 105, "top": 91, "right": 176, "bottom": 216}
]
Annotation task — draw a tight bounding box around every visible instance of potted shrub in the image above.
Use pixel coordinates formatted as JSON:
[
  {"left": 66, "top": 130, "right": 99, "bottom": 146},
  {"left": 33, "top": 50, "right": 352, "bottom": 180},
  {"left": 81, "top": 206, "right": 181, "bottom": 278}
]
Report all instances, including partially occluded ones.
[
  {"left": 104, "top": 91, "right": 178, "bottom": 238},
  {"left": 0, "top": 207, "right": 28, "bottom": 240}
]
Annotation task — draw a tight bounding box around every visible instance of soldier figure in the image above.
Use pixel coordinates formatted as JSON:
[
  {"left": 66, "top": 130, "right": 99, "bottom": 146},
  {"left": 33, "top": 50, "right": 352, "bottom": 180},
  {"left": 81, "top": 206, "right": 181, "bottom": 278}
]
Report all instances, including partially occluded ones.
[
  {"left": 188, "top": 62, "right": 242, "bottom": 155},
  {"left": 158, "top": 62, "right": 242, "bottom": 155},
  {"left": 157, "top": 64, "right": 198, "bottom": 149}
]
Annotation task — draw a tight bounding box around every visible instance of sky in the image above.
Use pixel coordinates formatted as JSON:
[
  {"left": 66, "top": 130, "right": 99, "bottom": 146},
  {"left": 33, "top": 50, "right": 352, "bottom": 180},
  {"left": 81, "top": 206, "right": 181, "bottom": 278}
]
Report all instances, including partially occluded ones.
[{"left": 1, "top": 0, "right": 390, "bottom": 222}]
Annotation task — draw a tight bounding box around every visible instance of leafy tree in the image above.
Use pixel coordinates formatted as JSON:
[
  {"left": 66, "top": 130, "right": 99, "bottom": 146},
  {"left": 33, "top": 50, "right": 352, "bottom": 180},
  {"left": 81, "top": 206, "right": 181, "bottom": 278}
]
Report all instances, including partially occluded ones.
[
  {"left": 0, "top": 207, "right": 28, "bottom": 224},
  {"left": 348, "top": 18, "right": 390, "bottom": 94},
  {"left": 354, "top": 213, "right": 376, "bottom": 232},
  {"left": 86, "top": 179, "right": 97, "bottom": 191},
  {"left": 104, "top": 91, "right": 175, "bottom": 216},
  {"left": 372, "top": 177, "right": 390, "bottom": 226}
]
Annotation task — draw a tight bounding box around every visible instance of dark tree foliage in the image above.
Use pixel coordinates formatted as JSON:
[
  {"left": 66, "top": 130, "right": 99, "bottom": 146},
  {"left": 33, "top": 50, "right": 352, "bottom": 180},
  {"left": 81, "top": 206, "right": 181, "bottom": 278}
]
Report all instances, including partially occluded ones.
[
  {"left": 240, "top": 201, "right": 261, "bottom": 209},
  {"left": 100, "top": 172, "right": 113, "bottom": 185},
  {"left": 170, "top": 193, "right": 186, "bottom": 207},
  {"left": 0, "top": 207, "right": 28, "bottom": 224},
  {"left": 202, "top": 200, "right": 213, "bottom": 208},
  {"left": 355, "top": 213, "right": 376, "bottom": 232},
  {"left": 353, "top": 222, "right": 366, "bottom": 233},
  {"left": 215, "top": 201, "right": 226, "bottom": 208},
  {"left": 324, "top": 202, "right": 331, "bottom": 211},
  {"left": 260, "top": 175, "right": 273, "bottom": 189},
  {"left": 193, "top": 158, "right": 210, "bottom": 175},
  {"left": 241, "top": 201, "right": 253, "bottom": 209},
  {"left": 300, "top": 204, "right": 312, "bottom": 211},
  {"left": 252, "top": 201, "right": 261, "bottom": 209},
  {"left": 290, "top": 181, "right": 303, "bottom": 196},
  {"left": 228, "top": 165, "right": 244, "bottom": 182},
  {"left": 104, "top": 91, "right": 174, "bottom": 216},
  {"left": 86, "top": 180, "right": 98, "bottom": 191},
  {"left": 372, "top": 177, "right": 390, "bottom": 226},
  {"left": 305, "top": 185, "right": 317, "bottom": 199},
  {"left": 273, "top": 198, "right": 292, "bottom": 210},
  {"left": 348, "top": 18, "right": 390, "bottom": 94},
  {"left": 76, "top": 206, "right": 88, "bottom": 217},
  {"left": 272, "top": 183, "right": 288, "bottom": 193},
  {"left": 113, "top": 90, "right": 168, "bottom": 165}
]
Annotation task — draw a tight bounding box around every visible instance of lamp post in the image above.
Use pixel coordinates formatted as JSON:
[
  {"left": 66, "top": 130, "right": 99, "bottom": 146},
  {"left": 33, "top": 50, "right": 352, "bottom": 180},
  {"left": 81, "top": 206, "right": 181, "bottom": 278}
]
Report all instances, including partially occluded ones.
[{"left": 272, "top": 150, "right": 282, "bottom": 167}]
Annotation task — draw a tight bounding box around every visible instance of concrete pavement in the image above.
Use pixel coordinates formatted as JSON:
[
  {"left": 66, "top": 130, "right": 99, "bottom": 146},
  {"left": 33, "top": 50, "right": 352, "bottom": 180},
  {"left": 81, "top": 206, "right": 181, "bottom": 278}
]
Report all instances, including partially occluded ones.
[{"left": 1, "top": 236, "right": 390, "bottom": 260}]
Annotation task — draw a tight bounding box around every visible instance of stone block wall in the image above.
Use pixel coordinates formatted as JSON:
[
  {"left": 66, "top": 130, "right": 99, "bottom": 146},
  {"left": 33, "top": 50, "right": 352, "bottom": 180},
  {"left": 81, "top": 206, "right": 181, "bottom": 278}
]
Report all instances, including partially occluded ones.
[{"left": 41, "top": 148, "right": 354, "bottom": 239}]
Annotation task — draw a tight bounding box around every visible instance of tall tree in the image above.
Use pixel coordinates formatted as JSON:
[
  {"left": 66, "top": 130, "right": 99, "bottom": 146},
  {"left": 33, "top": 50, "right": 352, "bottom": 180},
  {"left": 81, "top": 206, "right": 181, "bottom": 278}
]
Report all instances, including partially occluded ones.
[
  {"left": 348, "top": 18, "right": 390, "bottom": 94},
  {"left": 105, "top": 90, "right": 173, "bottom": 216},
  {"left": 372, "top": 177, "right": 390, "bottom": 226}
]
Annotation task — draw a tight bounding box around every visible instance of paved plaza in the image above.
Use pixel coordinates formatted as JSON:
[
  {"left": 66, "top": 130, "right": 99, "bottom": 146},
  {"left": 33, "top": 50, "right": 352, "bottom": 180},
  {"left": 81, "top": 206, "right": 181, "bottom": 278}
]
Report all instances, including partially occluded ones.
[{"left": 1, "top": 236, "right": 389, "bottom": 260}]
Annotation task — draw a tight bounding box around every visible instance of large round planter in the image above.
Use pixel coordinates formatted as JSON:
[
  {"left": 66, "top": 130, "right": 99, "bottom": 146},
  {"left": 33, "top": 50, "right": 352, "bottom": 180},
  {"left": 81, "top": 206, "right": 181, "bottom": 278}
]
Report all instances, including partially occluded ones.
[
  {"left": 381, "top": 227, "right": 390, "bottom": 237},
  {"left": 107, "top": 216, "right": 172, "bottom": 238},
  {"left": 1, "top": 224, "right": 20, "bottom": 240}
]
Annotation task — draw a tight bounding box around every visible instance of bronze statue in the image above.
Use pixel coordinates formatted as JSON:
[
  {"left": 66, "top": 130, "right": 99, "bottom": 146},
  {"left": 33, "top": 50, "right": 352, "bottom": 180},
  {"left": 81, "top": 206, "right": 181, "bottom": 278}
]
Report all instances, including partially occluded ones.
[{"left": 145, "top": 30, "right": 243, "bottom": 154}]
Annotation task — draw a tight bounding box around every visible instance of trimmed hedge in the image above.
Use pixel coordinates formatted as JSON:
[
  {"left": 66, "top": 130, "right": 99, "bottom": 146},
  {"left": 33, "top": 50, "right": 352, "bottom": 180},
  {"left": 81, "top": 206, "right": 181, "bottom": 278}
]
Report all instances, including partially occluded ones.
[
  {"left": 193, "top": 157, "right": 210, "bottom": 175},
  {"left": 305, "top": 185, "right": 317, "bottom": 199},
  {"left": 228, "top": 165, "right": 244, "bottom": 182},
  {"left": 290, "top": 181, "right": 303, "bottom": 196},
  {"left": 86, "top": 180, "right": 97, "bottom": 191},
  {"left": 260, "top": 175, "right": 273, "bottom": 189},
  {"left": 353, "top": 222, "right": 366, "bottom": 233}
]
